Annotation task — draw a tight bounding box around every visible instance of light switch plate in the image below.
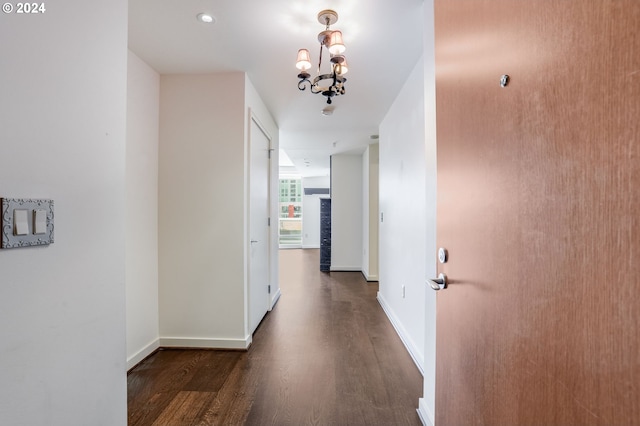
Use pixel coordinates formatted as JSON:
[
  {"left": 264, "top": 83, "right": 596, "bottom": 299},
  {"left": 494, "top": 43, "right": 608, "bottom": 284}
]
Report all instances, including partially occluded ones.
[{"left": 1, "top": 198, "right": 54, "bottom": 249}]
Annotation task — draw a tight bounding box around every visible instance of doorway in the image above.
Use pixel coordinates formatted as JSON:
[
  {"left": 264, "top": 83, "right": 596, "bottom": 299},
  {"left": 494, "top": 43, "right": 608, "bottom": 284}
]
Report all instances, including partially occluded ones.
[
  {"left": 248, "top": 114, "right": 271, "bottom": 335},
  {"left": 278, "top": 176, "right": 303, "bottom": 247}
]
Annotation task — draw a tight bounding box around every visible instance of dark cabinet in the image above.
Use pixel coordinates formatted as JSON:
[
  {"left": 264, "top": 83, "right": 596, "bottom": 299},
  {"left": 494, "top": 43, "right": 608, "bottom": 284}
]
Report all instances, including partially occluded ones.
[{"left": 320, "top": 198, "right": 331, "bottom": 272}]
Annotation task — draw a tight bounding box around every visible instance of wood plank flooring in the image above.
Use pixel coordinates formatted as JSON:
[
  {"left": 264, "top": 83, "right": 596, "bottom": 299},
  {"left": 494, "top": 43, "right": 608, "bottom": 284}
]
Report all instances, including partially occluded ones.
[{"left": 128, "top": 249, "right": 423, "bottom": 425}]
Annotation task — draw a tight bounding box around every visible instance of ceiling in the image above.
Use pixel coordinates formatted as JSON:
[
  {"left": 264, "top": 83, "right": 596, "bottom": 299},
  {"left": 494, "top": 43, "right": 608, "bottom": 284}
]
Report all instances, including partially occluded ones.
[{"left": 128, "top": 0, "right": 424, "bottom": 178}]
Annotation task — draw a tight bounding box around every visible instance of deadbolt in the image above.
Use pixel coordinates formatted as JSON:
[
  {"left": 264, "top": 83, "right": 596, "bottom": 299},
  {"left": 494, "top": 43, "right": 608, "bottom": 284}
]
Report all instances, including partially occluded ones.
[{"left": 438, "top": 247, "right": 448, "bottom": 264}]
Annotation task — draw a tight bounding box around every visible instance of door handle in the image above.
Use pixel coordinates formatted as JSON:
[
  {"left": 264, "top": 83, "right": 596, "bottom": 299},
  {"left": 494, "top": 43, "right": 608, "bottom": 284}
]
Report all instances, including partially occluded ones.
[
  {"left": 428, "top": 273, "right": 447, "bottom": 291},
  {"left": 250, "top": 240, "right": 259, "bottom": 244}
]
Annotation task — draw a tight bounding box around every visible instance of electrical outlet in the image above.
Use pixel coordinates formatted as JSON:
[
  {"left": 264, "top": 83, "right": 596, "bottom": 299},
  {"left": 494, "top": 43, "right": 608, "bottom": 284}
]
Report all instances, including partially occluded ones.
[{"left": 402, "top": 285, "right": 406, "bottom": 298}]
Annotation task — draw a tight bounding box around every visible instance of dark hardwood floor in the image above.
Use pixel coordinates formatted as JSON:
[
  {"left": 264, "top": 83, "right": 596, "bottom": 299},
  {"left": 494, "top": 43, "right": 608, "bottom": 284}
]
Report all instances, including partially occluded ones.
[{"left": 128, "top": 249, "right": 423, "bottom": 425}]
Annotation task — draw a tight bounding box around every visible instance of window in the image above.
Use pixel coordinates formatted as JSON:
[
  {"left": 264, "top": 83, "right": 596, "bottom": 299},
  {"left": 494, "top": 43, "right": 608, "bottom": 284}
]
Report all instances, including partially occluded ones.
[{"left": 278, "top": 177, "right": 302, "bottom": 246}]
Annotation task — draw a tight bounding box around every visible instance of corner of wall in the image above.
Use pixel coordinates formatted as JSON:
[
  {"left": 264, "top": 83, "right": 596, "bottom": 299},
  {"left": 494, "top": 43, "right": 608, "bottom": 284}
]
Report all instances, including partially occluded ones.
[
  {"left": 127, "top": 338, "right": 160, "bottom": 371},
  {"left": 126, "top": 49, "right": 161, "bottom": 370}
]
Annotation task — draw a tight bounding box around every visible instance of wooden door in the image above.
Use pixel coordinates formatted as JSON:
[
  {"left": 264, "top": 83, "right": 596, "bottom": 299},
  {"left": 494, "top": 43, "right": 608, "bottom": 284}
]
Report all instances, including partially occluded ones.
[
  {"left": 249, "top": 115, "right": 271, "bottom": 335},
  {"left": 434, "top": 1, "right": 640, "bottom": 424}
]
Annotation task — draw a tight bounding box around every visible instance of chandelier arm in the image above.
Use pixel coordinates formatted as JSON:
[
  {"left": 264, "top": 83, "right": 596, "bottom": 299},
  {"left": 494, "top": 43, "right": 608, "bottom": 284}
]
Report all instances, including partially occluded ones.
[
  {"left": 311, "top": 73, "right": 336, "bottom": 86},
  {"left": 309, "top": 73, "right": 346, "bottom": 96},
  {"left": 298, "top": 77, "right": 311, "bottom": 91}
]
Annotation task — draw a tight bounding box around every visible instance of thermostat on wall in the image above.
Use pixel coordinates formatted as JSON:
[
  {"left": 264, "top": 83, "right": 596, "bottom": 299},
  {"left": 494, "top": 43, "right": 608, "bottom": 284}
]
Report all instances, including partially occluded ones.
[{"left": 1, "top": 198, "right": 54, "bottom": 249}]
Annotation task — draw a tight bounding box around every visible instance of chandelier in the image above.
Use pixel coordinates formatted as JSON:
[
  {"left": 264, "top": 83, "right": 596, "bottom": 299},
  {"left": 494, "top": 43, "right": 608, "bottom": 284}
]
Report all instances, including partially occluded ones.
[{"left": 295, "top": 9, "right": 349, "bottom": 105}]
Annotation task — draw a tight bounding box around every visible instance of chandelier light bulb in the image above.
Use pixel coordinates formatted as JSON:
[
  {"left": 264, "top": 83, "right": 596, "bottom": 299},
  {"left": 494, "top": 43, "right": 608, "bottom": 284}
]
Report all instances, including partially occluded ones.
[
  {"left": 328, "top": 31, "right": 345, "bottom": 55},
  {"left": 336, "top": 58, "right": 348, "bottom": 75},
  {"left": 296, "top": 49, "right": 312, "bottom": 71}
]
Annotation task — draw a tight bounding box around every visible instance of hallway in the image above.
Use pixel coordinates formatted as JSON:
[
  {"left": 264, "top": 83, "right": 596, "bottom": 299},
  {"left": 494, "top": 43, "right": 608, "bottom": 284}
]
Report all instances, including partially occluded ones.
[{"left": 128, "top": 249, "right": 423, "bottom": 425}]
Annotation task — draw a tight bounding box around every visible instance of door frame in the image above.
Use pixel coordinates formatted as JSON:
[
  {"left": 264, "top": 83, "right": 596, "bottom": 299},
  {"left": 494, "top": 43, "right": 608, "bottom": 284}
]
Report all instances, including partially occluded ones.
[{"left": 247, "top": 108, "right": 273, "bottom": 337}]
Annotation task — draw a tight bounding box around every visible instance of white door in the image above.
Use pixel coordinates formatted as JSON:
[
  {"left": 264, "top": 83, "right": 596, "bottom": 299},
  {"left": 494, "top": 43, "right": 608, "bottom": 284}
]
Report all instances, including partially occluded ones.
[{"left": 249, "top": 116, "right": 271, "bottom": 334}]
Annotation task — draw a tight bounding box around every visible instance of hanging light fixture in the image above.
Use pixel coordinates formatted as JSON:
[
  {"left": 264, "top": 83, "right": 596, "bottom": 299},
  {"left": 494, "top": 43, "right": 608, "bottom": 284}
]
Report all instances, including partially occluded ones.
[{"left": 296, "top": 9, "right": 348, "bottom": 105}]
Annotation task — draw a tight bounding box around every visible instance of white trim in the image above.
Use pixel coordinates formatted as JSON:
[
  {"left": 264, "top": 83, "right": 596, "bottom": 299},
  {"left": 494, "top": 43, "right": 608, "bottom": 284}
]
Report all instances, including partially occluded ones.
[
  {"left": 269, "top": 287, "right": 282, "bottom": 310},
  {"left": 377, "top": 292, "right": 425, "bottom": 375},
  {"left": 417, "top": 398, "right": 435, "bottom": 426},
  {"left": 127, "top": 338, "right": 160, "bottom": 370},
  {"left": 362, "top": 271, "right": 379, "bottom": 282},
  {"left": 329, "top": 265, "right": 361, "bottom": 272},
  {"left": 247, "top": 109, "right": 273, "bottom": 336},
  {"left": 302, "top": 244, "right": 320, "bottom": 249},
  {"left": 159, "top": 336, "right": 252, "bottom": 350}
]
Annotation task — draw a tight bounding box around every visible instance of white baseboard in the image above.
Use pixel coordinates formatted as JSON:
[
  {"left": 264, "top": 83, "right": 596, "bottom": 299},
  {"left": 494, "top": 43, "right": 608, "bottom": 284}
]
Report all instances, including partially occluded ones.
[
  {"left": 376, "top": 292, "right": 424, "bottom": 375},
  {"left": 330, "top": 265, "right": 361, "bottom": 272},
  {"left": 127, "top": 338, "right": 160, "bottom": 370},
  {"left": 417, "top": 398, "right": 435, "bottom": 426},
  {"left": 302, "top": 244, "right": 320, "bottom": 249},
  {"left": 270, "top": 287, "right": 282, "bottom": 310},
  {"left": 362, "top": 271, "right": 379, "bottom": 282},
  {"left": 159, "top": 336, "right": 252, "bottom": 350}
]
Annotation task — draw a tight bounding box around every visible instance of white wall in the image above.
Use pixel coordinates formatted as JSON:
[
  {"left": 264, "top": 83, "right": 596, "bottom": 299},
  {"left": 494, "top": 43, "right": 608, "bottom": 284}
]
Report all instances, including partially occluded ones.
[
  {"left": 303, "top": 176, "right": 330, "bottom": 188},
  {"left": 362, "top": 144, "right": 380, "bottom": 281},
  {"left": 159, "top": 73, "right": 248, "bottom": 348},
  {"left": 378, "top": 58, "right": 427, "bottom": 375},
  {"left": 0, "top": 1, "right": 128, "bottom": 424},
  {"left": 158, "top": 73, "right": 278, "bottom": 349},
  {"left": 302, "top": 195, "right": 321, "bottom": 248},
  {"left": 330, "top": 154, "right": 363, "bottom": 271},
  {"left": 418, "top": 2, "right": 438, "bottom": 424},
  {"left": 126, "top": 51, "right": 160, "bottom": 369},
  {"left": 301, "top": 176, "right": 330, "bottom": 248}
]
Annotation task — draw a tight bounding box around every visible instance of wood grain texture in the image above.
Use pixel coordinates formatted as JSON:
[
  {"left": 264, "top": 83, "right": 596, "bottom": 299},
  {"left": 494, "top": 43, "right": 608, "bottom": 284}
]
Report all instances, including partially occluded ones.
[
  {"left": 435, "top": 0, "right": 640, "bottom": 424},
  {"left": 128, "top": 249, "right": 422, "bottom": 425}
]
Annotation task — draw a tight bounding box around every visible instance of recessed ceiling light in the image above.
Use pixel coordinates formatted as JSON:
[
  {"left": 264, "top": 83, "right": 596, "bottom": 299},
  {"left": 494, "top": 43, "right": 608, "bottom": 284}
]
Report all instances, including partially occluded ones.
[{"left": 197, "top": 13, "right": 215, "bottom": 23}]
